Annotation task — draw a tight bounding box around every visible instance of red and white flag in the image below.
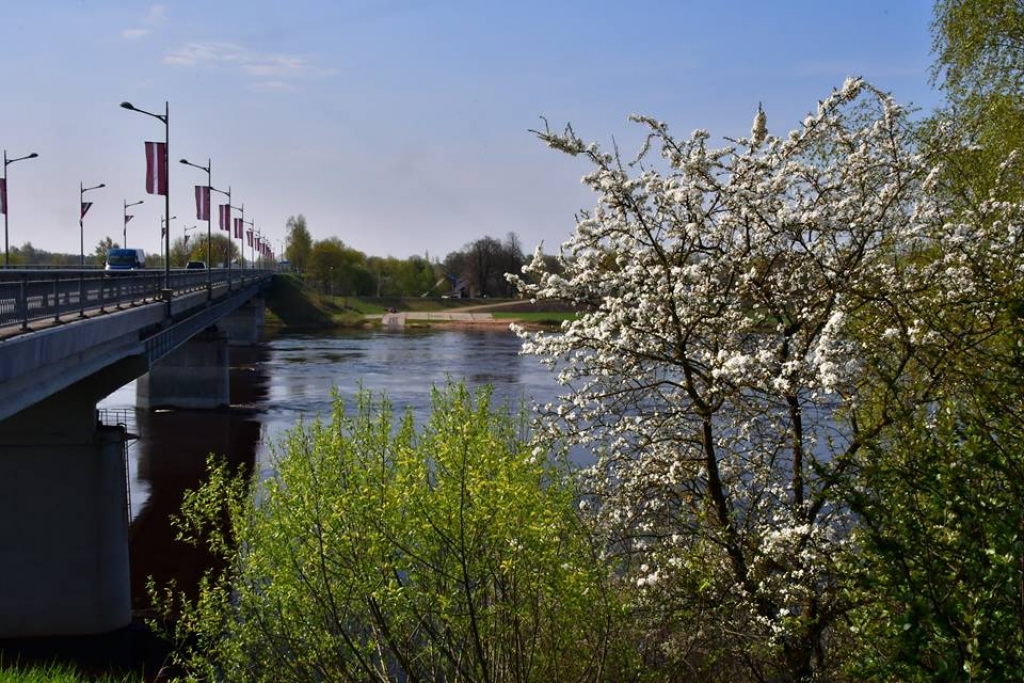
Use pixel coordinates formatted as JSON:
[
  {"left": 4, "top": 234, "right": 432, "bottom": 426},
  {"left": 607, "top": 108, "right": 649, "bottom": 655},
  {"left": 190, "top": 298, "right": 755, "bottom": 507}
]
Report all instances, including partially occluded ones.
[
  {"left": 246, "top": 229, "right": 253, "bottom": 247},
  {"left": 194, "top": 185, "right": 210, "bottom": 220},
  {"left": 0, "top": 178, "right": 6, "bottom": 215},
  {"left": 218, "top": 204, "right": 231, "bottom": 231},
  {"left": 233, "top": 217, "right": 243, "bottom": 239},
  {"left": 124, "top": 214, "right": 134, "bottom": 225},
  {"left": 81, "top": 202, "right": 93, "bottom": 219},
  {"left": 145, "top": 141, "right": 167, "bottom": 195}
]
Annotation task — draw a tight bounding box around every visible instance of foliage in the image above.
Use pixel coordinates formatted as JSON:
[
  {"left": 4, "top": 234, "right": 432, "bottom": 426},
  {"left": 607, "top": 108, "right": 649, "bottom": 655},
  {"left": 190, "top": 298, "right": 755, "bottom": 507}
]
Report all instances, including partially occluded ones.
[
  {"left": 446, "top": 233, "right": 525, "bottom": 298},
  {"left": 843, "top": 396, "right": 1024, "bottom": 680},
  {"left": 932, "top": 0, "right": 1024, "bottom": 101},
  {"left": 161, "top": 384, "right": 632, "bottom": 682},
  {"left": 511, "top": 78, "right": 1024, "bottom": 680},
  {"left": 309, "top": 237, "right": 375, "bottom": 296},
  {"left": 167, "top": 232, "right": 239, "bottom": 268},
  {"left": 927, "top": 0, "right": 1024, "bottom": 201},
  {"left": 93, "top": 236, "right": 120, "bottom": 259},
  {"left": 284, "top": 214, "right": 313, "bottom": 273},
  {"left": 0, "top": 659, "right": 141, "bottom": 682},
  {"left": 263, "top": 273, "right": 335, "bottom": 329},
  {"left": 7, "top": 242, "right": 75, "bottom": 266}
]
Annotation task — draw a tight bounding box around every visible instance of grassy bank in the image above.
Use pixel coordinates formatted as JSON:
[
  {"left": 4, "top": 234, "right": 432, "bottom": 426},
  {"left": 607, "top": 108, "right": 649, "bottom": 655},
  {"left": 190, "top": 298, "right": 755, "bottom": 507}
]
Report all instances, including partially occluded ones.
[
  {"left": 265, "top": 274, "right": 578, "bottom": 331},
  {"left": 0, "top": 660, "right": 139, "bottom": 682}
]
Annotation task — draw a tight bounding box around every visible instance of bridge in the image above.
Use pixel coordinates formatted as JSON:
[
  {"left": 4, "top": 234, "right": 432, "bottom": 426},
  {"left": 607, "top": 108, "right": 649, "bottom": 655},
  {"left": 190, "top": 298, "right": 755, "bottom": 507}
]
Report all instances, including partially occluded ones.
[{"left": 0, "top": 268, "right": 273, "bottom": 638}]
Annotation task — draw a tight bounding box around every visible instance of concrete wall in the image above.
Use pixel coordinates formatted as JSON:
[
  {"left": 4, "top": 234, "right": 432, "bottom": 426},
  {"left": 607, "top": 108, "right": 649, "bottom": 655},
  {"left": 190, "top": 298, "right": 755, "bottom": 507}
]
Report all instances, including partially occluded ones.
[
  {"left": 0, "top": 387, "right": 131, "bottom": 637},
  {"left": 217, "top": 295, "right": 265, "bottom": 346},
  {"left": 136, "top": 327, "right": 230, "bottom": 410}
]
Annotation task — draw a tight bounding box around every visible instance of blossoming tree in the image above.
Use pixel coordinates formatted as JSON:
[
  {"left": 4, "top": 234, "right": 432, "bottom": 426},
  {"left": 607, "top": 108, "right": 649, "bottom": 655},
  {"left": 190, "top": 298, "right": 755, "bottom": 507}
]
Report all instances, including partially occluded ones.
[{"left": 513, "top": 79, "right": 1024, "bottom": 680}]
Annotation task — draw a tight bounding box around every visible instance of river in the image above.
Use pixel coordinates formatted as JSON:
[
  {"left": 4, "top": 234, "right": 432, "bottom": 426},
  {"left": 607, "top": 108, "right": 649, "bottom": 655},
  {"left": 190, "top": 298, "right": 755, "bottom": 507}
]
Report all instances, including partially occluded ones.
[{"left": 96, "top": 327, "right": 559, "bottom": 613}]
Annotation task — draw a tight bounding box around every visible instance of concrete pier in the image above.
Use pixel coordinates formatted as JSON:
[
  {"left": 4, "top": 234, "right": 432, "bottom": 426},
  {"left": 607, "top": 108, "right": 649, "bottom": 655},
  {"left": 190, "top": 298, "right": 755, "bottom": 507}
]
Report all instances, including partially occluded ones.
[
  {"left": 136, "top": 327, "right": 230, "bottom": 410},
  {"left": 0, "top": 385, "right": 131, "bottom": 637},
  {"left": 217, "top": 295, "right": 265, "bottom": 346}
]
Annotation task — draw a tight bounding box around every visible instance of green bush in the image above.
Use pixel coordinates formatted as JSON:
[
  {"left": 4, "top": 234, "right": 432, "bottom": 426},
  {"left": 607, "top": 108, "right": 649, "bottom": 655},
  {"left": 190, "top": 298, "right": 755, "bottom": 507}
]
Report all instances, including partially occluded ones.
[{"left": 161, "top": 383, "right": 633, "bottom": 682}]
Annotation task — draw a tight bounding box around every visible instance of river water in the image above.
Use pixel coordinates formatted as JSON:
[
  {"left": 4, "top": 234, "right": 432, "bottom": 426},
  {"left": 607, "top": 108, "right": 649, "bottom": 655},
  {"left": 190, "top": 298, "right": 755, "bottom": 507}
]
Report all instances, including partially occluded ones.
[{"left": 96, "top": 327, "right": 560, "bottom": 613}]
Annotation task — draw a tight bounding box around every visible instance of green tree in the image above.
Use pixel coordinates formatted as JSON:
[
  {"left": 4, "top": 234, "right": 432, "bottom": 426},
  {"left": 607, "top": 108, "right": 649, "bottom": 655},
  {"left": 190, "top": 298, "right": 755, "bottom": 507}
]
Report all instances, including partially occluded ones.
[
  {"left": 927, "top": 0, "right": 1024, "bottom": 200},
  {"left": 94, "top": 236, "right": 119, "bottom": 260},
  {"left": 309, "top": 237, "right": 374, "bottom": 297},
  {"left": 179, "top": 233, "right": 239, "bottom": 268},
  {"left": 169, "top": 236, "right": 191, "bottom": 267},
  {"left": 932, "top": 0, "right": 1024, "bottom": 101},
  {"left": 394, "top": 254, "right": 439, "bottom": 296},
  {"left": 162, "top": 384, "right": 632, "bottom": 682},
  {"left": 843, "top": 393, "right": 1024, "bottom": 680},
  {"left": 284, "top": 214, "right": 312, "bottom": 274},
  {"left": 827, "top": 5, "right": 1024, "bottom": 678}
]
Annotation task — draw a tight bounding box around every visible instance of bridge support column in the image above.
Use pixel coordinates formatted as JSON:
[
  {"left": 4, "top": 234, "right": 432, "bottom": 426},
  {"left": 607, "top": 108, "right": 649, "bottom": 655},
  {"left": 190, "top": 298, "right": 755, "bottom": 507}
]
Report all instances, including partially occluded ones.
[
  {"left": 136, "top": 327, "right": 230, "bottom": 409},
  {"left": 218, "top": 295, "right": 265, "bottom": 346},
  {"left": 0, "top": 393, "right": 131, "bottom": 637}
]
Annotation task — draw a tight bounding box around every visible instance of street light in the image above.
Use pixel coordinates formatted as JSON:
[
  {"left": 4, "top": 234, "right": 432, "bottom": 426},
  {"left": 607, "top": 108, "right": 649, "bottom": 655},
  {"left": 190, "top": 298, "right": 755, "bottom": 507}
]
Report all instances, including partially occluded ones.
[
  {"left": 210, "top": 184, "right": 232, "bottom": 284},
  {"left": 79, "top": 182, "right": 105, "bottom": 266},
  {"left": 160, "top": 215, "right": 176, "bottom": 266},
  {"left": 179, "top": 157, "right": 214, "bottom": 296},
  {"left": 3, "top": 150, "right": 39, "bottom": 268},
  {"left": 183, "top": 224, "right": 198, "bottom": 264},
  {"left": 229, "top": 202, "right": 245, "bottom": 270},
  {"left": 120, "top": 100, "right": 170, "bottom": 294},
  {"left": 123, "top": 198, "right": 143, "bottom": 247},
  {"left": 241, "top": 218, "right": 256, "bottom": 268}
]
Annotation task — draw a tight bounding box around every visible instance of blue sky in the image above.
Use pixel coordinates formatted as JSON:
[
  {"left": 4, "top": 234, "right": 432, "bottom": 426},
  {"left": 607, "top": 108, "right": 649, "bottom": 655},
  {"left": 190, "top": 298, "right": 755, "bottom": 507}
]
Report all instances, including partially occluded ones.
[{"left": 0, "top": 0, "right": 942, "bottom": 261}]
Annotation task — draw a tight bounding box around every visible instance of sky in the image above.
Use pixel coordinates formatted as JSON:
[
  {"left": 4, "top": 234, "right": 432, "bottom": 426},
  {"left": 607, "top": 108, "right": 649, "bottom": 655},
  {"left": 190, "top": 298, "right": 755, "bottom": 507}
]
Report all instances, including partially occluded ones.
[{"left": 0, "top": 0, "right": 943, "bottom": 262}]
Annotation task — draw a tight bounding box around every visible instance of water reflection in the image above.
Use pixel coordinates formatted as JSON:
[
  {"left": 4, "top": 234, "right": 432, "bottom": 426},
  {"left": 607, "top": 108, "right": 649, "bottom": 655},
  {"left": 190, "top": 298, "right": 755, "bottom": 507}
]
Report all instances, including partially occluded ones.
[{"left": 96, "top": 328, "right": 557, "bottom": 610}]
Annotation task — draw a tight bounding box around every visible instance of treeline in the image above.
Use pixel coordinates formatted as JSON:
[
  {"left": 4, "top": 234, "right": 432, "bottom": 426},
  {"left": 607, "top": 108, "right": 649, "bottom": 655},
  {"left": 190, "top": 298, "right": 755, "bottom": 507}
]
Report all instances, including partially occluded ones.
[
  {"left": 283, "top": 215, "right": 555, "bottom": 298},
  {"left": 6, "top": 242, "right": 97, "bottom": 267}
]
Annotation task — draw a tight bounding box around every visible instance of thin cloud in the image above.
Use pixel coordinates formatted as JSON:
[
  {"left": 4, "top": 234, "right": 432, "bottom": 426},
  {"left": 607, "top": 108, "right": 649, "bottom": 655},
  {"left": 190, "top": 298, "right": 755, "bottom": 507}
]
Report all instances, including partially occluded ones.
[
  {"left": 145, "top": 4, "right": 166, "bottom": 25},
  {"left": 250, "top": 80, "right": 295, "bottom": 93},
  {"left": 121, "top": 3, "right": 165, "bottom": 41},
  {"left": 164, "top": 42, "right": 333, "bottom": 84},
  {"left": 122, "top": 28, "right": 150, "bottom": 40}
]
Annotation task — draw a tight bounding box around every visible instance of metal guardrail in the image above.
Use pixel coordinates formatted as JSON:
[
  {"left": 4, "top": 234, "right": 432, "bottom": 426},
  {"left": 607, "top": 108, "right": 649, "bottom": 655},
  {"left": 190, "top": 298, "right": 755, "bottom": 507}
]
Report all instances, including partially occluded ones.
[{"left": 0, "top": 268, "right": 273, "bottom": 331}]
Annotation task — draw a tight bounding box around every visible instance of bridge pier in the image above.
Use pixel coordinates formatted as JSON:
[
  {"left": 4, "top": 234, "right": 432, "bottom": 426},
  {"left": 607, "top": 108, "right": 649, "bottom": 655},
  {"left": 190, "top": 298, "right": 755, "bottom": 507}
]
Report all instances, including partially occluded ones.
[
  {"left": 136, "top": 327, "right": 230, "bottom": 410},
  {"left": 0, "top": 376, "right": 134, "bottom": 637},
  {"left": 217, "top": 295, "right": 265, "bottom": 346}
]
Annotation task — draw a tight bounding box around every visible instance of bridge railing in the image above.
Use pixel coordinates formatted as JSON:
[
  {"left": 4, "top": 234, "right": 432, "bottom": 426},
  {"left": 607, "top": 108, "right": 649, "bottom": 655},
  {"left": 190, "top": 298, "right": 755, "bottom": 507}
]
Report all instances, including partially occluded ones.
[{"left": 0, "top": 269, "right": 273, "bottom": 331}]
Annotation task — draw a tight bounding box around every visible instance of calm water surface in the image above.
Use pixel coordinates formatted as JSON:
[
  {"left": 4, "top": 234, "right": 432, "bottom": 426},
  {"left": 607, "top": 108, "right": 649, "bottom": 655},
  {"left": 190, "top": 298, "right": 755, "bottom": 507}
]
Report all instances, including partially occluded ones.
[{"left": 96, "top": 328, "right": 560, "bottom": 610}]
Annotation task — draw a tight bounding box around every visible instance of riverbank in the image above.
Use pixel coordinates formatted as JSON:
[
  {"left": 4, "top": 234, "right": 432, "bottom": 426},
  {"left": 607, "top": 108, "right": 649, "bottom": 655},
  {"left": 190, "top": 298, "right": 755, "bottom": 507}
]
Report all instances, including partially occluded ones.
[{"left": 265, "top": 274, "right": 576, "bottom": 331}]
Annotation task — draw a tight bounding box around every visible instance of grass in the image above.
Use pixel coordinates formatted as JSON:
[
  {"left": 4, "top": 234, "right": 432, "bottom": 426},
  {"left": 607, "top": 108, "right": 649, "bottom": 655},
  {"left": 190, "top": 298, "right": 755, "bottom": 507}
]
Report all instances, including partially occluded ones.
[
  {"left": 0, "top": 660, "right": 139, "bottom": 682},
  {"left": 491, "top": 311, "right": 576, "bottom": 324}
]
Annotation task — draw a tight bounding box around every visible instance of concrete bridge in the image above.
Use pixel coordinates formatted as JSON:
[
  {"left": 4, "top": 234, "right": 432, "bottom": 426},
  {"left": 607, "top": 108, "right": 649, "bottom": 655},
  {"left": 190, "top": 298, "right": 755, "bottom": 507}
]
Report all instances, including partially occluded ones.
[{"left": 0, "top": 268, "right": 273, "bottom": 638}]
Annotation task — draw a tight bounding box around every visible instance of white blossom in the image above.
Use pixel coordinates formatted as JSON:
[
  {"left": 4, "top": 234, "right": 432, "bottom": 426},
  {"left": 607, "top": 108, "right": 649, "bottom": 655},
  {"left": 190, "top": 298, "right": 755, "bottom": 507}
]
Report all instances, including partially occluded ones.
[{"left": 513, "top": 80, "right": 1024, "bottom": 675}]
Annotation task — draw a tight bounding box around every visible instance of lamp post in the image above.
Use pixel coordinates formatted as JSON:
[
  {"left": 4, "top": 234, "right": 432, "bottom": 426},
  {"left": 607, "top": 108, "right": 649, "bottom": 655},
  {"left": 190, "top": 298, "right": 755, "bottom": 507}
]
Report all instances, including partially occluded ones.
[
  {"left": 243, "top": 220, "right": 258, "bottom": 270},
  {"left": 229, "top": 202, "right": 245, "bottom": 271},
  {"left": 179, "top": 158, "right": 214, "bottom": 296},
  {"left": 209, "top": 184, "right": 231, "bottom": 284},
  {"left": 123, "top": 198, "right": 143, "bottom": 247},
  {"left": 183, "top": 224, "right": 198, "bottom": 266},
  {"left": 120, "top": 100, "right": 169, "bottom": 294},
  {"left": 79, "top": 182, "right": 105, "bottom": 266},
  {"left": 160, "top": 214, "right": 176, "bottom": 267},
  {"left": 3, "top": 150, "right": 39, "bottom": 268}
]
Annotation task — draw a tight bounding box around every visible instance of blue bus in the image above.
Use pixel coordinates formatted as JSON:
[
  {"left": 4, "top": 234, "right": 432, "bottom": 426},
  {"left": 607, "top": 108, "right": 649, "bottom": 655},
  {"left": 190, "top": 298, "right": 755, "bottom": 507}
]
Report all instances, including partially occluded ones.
[{"left": 105, "top": 248, "right": 146, "bottom": 271}]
